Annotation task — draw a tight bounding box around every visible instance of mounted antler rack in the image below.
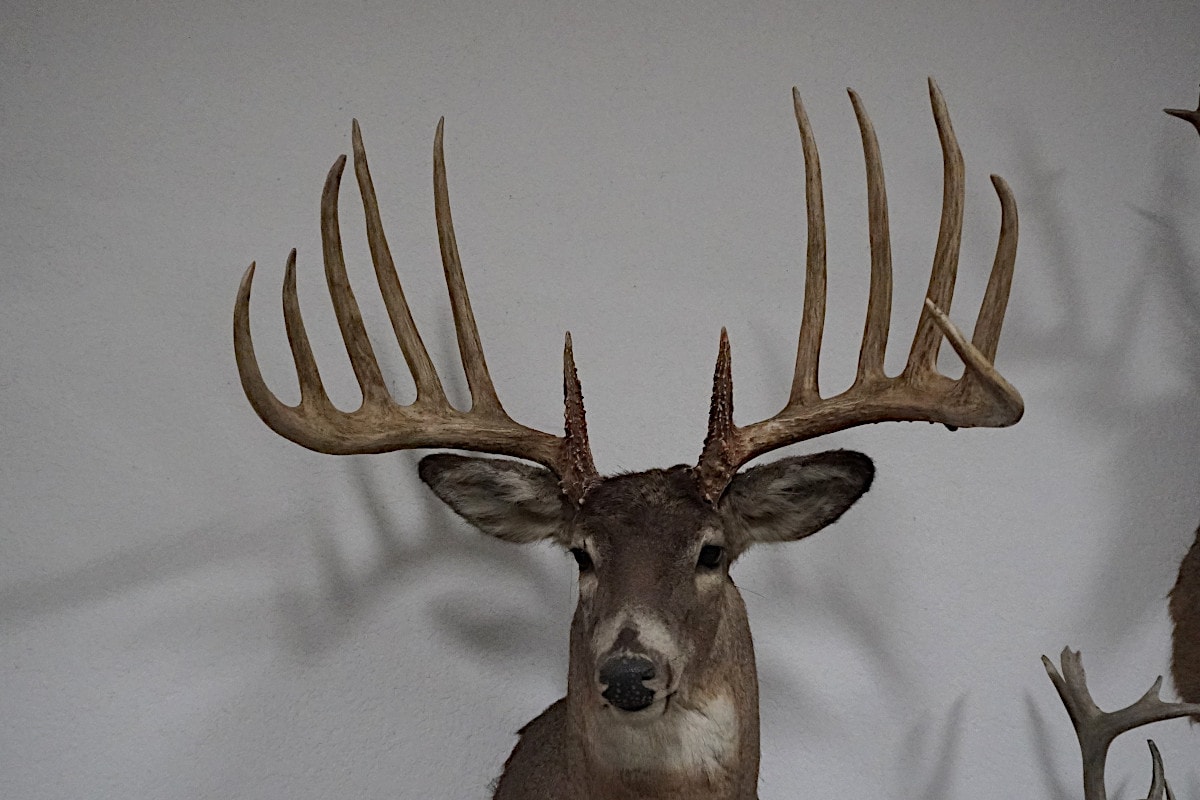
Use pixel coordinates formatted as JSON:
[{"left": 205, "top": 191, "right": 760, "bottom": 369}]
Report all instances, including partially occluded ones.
[{"left": 1044, "top": 648, "right": 1200, "bottom": 800}]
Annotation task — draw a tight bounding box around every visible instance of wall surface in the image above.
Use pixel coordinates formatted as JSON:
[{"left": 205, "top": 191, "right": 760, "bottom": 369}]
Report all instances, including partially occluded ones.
[{"left": 3, "top": 1, "right": 1200, "bottom": 798}]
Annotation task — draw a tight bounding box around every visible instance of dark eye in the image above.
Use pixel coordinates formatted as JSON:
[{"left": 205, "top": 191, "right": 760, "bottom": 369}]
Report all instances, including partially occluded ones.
[
  {"left": 697, "top": 544, "right": 725, "bottom": 569},
  {"left": 570, "top": 548, "right": 594, "bottom": 572}
]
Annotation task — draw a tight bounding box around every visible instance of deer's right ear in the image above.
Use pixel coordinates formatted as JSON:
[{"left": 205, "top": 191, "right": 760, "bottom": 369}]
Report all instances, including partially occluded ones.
[{"left": 418, "top": 453, "right": 573, "bottom": 544}]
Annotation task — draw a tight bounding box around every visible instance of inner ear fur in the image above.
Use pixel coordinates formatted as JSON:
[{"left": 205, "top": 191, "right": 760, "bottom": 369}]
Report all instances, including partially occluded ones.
[
  {"left": 418, "top": 453, "right": 573, "bottom": 544},
  {"left": 719, "top": 450, "right": 874, "bottom": 548}
]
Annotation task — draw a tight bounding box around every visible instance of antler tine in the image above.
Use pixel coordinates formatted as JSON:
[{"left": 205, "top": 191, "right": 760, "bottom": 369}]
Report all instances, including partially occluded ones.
[
  {"left": 971, "top": 175, "right": 1018, "bottom": 361},
  {"left": 848, "top": 88, "right": 893, "bottom": 387},
  {"left": 321, "top": 154, "right": 392, "bottom": 407},
  {"left": 434, "top": 118, "right": 504, "bottom": 416},
  {"left": 1164, "top": 85, "right": 1200, "bottom": 136},
  {"left": 697, "top": 328, "right": 736, "bottom": 502},
  {"left": 351, "top": 120, "right": 447, "bottom": 406},
  {"left": 1043, "top": 647, "right": 1200, "bottom": 800},
  {"left": 281, "top": 248, "right": 333, "bottom": 409},
  {"left": 1143, "top": 741, "right": 1172, "bottom": 800},
  {"left": 789, "top": 88, "right": 827, "bottom": 405},
  {"left": 904, "top": 77, "right": 964, "bottom": 379},
  {"left": 562, "top": 332, "right": 600, "bottom": 500},
  {"left": 923, "top": 298, "right": 1023, "bottom": 423}
]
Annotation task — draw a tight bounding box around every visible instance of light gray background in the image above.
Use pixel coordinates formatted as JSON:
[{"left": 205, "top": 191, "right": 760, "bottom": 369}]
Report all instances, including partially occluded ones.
[{"left": 4, "top": 1, "right": 1200, "bottom": 798}]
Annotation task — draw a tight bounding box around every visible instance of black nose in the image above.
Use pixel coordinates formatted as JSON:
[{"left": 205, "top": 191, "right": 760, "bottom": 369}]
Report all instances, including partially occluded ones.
[{"left": 599, "top": 655, "right": 657, "bottom": 712}]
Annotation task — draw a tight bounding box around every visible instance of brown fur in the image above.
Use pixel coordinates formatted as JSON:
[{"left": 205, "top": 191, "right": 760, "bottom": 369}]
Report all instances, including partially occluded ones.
[
  {"left": 493, "top": 700, "right": 569, "bottom": 799},
  {"left": 1169, "top": 524, "right": 1200, "bottom": 715}
]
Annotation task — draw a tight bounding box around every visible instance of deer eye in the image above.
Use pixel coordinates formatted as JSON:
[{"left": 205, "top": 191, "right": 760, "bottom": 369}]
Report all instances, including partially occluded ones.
[
  {"left": 697, "top": 544, "right": 725, "bottom": 569},
  {"left": 570, "top": 548, "right": 594, "bottom": 572}
]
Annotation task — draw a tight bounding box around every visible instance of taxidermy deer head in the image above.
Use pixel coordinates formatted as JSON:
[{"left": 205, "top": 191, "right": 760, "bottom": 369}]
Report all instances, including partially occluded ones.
[{"left": 234, "top": 79, "right": 1023, "bottom": 799}]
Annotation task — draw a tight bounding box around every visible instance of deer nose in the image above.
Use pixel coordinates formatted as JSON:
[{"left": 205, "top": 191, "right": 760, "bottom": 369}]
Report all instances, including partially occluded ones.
[{"left": 598, "top": 655, "right": 657, "bottom": 712}]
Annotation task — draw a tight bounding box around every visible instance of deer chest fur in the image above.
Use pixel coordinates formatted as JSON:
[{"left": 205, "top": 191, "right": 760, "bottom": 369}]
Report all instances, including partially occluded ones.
[{"left": 587, "top": 692, "right": 741, "bottom": 793}]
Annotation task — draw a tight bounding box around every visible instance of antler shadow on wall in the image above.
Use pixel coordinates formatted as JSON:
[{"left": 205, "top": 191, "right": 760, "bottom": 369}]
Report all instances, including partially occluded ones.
[
  {"left": 1010, "top": 119, "right": 1200, "bottom": 648},
  {"left": 279, "top": 453, "right": 572, "bottom": 678}
]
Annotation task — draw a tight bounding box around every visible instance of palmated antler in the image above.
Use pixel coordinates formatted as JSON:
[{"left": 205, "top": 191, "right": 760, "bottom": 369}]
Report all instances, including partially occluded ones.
[
  {"left": 233, "top": 120, "right": 600, "bottom": 503},
  {"left": 1043, "top": 647, "right": 1200, "bottom": 800},
  {"left": 696, "top": 79, "right": 1023, "bottom": 502}
]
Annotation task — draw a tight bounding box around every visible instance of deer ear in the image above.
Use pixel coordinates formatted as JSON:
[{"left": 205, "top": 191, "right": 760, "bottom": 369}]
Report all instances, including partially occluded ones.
[
  {"left": 719, "top": 450, "right": 874, "bottom": 547},
  {"left": 418, "top": 453, "right": 573, "bottom": 544}
]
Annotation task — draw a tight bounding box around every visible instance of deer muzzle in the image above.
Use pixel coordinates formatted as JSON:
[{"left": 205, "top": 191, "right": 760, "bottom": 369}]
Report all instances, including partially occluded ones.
[{"left": 593, "top": 619, "right": 677, "bottom": 714}]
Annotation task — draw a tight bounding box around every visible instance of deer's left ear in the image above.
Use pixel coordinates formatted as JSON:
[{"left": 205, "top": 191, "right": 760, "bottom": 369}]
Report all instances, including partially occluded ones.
[{"left": 719, "top": 450, "right": 874, "bottom": 547}]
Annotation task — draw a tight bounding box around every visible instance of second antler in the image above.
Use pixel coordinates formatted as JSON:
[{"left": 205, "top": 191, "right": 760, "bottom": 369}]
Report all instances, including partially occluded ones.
[
  {"left": 1044, "top": 648, "right": 1200, "bottom": 800},
  {"left": 697, "top": 78, "right": 1024, "bottom": 501}
]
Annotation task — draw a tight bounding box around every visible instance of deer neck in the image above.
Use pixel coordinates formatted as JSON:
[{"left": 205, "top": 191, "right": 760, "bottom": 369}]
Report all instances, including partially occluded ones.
[{"left": 564, "top": 584, "right": 760, "bottom": 799}]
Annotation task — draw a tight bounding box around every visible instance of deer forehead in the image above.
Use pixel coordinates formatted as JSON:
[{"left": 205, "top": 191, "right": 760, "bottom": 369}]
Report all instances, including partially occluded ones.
[
  {"left": 581, "top": 522, "right": 722, "bottom": 560},
  {"left": 575, "top": 468, "right": 721, "bottom": 549}
]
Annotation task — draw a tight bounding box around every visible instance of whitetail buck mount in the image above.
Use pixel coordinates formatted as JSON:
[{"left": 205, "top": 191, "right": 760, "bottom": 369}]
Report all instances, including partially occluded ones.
[{"left": 234, "top": 79, "right": 1026, "bottom": 798}]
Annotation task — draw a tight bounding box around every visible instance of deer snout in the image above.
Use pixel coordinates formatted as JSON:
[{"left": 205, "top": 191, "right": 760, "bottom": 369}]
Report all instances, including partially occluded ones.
[{"left": 598, "top": 654, "right": 658, "bottom": 712}]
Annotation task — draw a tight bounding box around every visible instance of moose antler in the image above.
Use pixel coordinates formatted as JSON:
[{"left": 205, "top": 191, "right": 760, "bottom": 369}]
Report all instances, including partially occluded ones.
[
  {"left": 696, "top": 78, "right": 1023, "bottom": 501},
  {"left": 1043, "top": 647, "right": 1200, "bottom": 800},
  {"left": 233, "top": 120, "right": 600, "bottom": 502}
]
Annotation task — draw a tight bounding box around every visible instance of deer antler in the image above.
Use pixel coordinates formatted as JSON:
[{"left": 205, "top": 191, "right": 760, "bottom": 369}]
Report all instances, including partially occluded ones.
[
  {"left": 1043, "top": 647, "right": 1200, "bottom": 800},
  {"left": 695, "top": 79, "right": 1023, "bottom": 502},
  {"left": 1143, "top": 740, "right": 1175, "bottom": 800},
  {"left": 1164, "top": 86, "right": 1200, "bottom": 136},
  {"left": 233, "top": 120, "right": 600, "bottom": 502}
]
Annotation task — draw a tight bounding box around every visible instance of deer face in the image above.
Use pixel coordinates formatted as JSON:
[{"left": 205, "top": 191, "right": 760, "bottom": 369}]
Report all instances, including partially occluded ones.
[{"left": 418, "top": 450, "right": 873, "bottom": 718}]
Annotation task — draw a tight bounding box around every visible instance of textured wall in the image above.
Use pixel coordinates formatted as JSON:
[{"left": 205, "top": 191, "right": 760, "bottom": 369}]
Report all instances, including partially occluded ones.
[{"left": 3, "top": 1, "right": 1199, "bottom": 797}]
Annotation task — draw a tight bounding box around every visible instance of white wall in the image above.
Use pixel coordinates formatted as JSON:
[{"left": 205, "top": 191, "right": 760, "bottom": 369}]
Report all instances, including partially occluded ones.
[{"left": 3, "top": 1, "right": 1199, "bottom": 797}]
